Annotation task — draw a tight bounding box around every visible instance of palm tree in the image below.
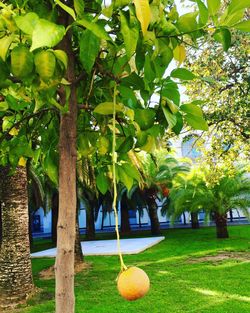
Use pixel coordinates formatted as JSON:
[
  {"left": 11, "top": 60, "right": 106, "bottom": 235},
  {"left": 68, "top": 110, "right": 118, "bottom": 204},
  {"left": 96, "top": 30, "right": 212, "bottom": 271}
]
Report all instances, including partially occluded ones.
[
  {"left": 169, "top": 167, "right": 250, "bottom": 238},
  {"left": 0, "top": 166, "right": 34, "bottom": 309},
  {"left": 128, "top": 151, "right": 190, "bottom": 235}
]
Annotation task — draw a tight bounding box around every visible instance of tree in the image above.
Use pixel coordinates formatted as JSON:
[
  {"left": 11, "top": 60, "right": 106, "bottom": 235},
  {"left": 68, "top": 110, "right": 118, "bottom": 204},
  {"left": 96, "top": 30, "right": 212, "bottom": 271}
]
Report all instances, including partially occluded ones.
[
  {"left": 0, "top": 166, "right": 33, "bottom": 309},
  {"left": 184, "top": 30, "right": 250, "bottom": 164},
  {"left": 169, "top": 166, "right": 250, "bottom": 238},
  {"left": 0, "top": 0, "right": 249, "bottom": 312}
]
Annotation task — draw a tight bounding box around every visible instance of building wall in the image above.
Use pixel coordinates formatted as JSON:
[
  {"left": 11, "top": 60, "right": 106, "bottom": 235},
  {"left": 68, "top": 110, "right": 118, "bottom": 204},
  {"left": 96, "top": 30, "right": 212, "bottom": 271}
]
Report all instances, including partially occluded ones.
[{"left": 32, "top": 206, "right": 249, "bottom": 235}]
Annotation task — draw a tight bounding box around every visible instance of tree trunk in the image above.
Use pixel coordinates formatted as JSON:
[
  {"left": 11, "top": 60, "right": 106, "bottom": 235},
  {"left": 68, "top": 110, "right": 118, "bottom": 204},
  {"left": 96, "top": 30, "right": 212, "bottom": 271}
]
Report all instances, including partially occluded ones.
[
  {"left": 0, "top": 166, "right": 34, "bottom": 309},
  {"left": 0, "top": 201, "right": 2, "bottom": 243},
  {"left": 148, "top": 201, "right": 160, "bottom": 236},
  {"left": 214, "top": 212, "right": 229, "bottom": 238},
  {"left": 52, "top": 191, "right": 59, "bottom": 244},
  {"left": 191, "top": 212, "right": 199, "bottom": 229},
  {"left": 29, "top": 210, "right": 33, "bottom": 248},
  {"left": 75, "top": 207, "right": 84, "bottom": 265},
  {"left": 55, "top": 17, "right": 78, "bottom": 313},
  {"left": 120, "top": 197, "right": 131, "bottom": 235},
  {"left": 86, "top": 205, "right": 95, "bottom": 240}
]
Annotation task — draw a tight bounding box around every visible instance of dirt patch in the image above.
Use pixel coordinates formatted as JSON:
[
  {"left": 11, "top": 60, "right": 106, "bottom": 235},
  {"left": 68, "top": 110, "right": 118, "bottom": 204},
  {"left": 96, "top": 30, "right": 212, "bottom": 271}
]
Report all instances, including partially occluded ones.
[
  {"left": 188, "top": 251, "right": 250, "bottom": 264},
  {"left": 39, "top": 262, "right": 92, "bottom": 280}
]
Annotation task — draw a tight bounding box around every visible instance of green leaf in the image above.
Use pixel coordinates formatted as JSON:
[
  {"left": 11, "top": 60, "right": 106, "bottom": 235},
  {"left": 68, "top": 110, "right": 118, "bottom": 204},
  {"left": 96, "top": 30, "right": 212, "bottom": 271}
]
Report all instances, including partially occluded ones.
[
  {"left": 94, "top": 102, "right": 124, "bottom": 115},
  {"left": 172, "top": 112, "right": 183, "bottom": 135},
  {"left": 0, "top": 101, "right": 8, "bottom": 111},
  {"left": 77, "top": 18, "right": 111, "bottom": 41},
  {"left": 221, "top": 9, "right": 245, "bottom": 27},
  {"left": 97, "top": 136, "right": 110, "bottom": 155},
  {"left": 196, "top": 0, "right": 208, "bottom": 26},
  {"left": 117, "top": 166, "right": 134, "bottom": 191},
  {"left": 171, "top": 68, "right": 196, "bottom": 80},
  {"left": 144, "top": 54, "right": 156, "bottom": 83},
  {"left": 162, "top": 106, "right": 177, "bottom": 129},
  {"left": 30, "top": 19, "right": 65, "bottom": 51},
  {"left": 44, "top": 149, "right": 58, "bottom": 186},
  {"left": 6, "top": 95, "right": 28, "bottom": 111},
  {"left": 134, "top": 108, "right": 156, "bottom": 130},
  {"left": 154, "top": 46, "right": 173, "bottom": 77},
  {"left": 213, "top": 28, "right": 231, "bottom": 51},
  {"left": 77, "top": 136, "right": 92, "bottom": 156},
  {"left": 140, "top": 135, "right": 156, "bottom": 152},
  {"left": 117, "top": 136, "right": 134, "bottom": 153},
  {"left": 176, "top": 12, "right": 198, "bottom": 33},
  {"left": 161, "top": 80, "right": 180, "bottom": 105},
  {"left": 55, "top": 0, "right": 76, "bottom": 21},
  {"left": 0, "top": 35, "right": 14, "bottom": 61},
  {"left": 14, "top": 12, "right": 39, "bottom": 35},
  {"left": 80, "top": 30, "right": 100, "bottom": 73},
  {"left": 120, "top": 11, "right": 139, "bottom": 60},
  {"left": 96, "top": 171, "right": 109, "bottom": 194},
  {"left": 0, "top": 58, "right": 9, "bottom": 82},
  {"left": 166, "top": 100, "right": 179, "bottom": 114},
  {"left": 185, "top": 113, "right": 208, "bottom": 131},
  {"left": 207, "top": 0, "right": 221, "bottom": 16},
  {"left": 228, "top": 0, "right": 250, "bottom": 14},
  {"left": 52, "top": 49, "right": 68, "bottom": 69},
  {"left": 180, "top": 103, "right": 203, "bottom": 117},
  {"left": 233, "top": 20, "right": 250, "bottom": 32},
  {"left": 122, "top": 163, "right": 141, "bottom": 182},
  {"left": 118, "top": 85, "right": 137, "bottom": 106},
  {"left": 74, "top": 0, "right": 85, "bottom": 17}
]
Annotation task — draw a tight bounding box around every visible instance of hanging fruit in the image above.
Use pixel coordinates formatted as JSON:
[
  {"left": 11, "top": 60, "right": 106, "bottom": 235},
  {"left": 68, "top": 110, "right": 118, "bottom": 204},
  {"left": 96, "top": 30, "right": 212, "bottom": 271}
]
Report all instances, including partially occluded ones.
[
  {"left": 111, "top": 83, "right": 150, "bottom": 301},
  {"left": 11, "top": 45, "right": 34, "bottom": 78},
  {"left": 34, "top": 50, "right": 56, "bottom": 81},
  {"left": 117, "top": 266, "right": 150, "bottom": 301}
]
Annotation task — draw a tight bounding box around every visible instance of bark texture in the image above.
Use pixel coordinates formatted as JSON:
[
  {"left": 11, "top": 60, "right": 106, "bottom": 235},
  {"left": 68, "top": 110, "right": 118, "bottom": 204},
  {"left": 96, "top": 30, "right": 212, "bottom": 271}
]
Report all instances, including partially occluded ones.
[
  {"left": 214, "top": 212, "right": 229, "bottom": 238},
  {"left": 55, "top": 15, "right": 78, "bottom": 313},
  {"left": 0, "top": 166, "right": 33, "bottom": 309}
]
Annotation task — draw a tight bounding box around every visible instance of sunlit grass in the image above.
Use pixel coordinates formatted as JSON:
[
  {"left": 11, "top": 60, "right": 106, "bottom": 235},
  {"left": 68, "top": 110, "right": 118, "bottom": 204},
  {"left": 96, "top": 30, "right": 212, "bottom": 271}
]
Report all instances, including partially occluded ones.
[{"left": 16, "top": 225, "right": 250, "bottom": 313}]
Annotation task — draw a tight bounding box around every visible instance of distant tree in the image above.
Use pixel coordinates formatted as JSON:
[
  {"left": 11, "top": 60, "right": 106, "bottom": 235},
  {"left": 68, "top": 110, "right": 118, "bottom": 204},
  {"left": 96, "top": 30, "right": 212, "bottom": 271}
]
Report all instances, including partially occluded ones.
[{"left": 169, "top": 166, "right": 250, "bottom": 238}]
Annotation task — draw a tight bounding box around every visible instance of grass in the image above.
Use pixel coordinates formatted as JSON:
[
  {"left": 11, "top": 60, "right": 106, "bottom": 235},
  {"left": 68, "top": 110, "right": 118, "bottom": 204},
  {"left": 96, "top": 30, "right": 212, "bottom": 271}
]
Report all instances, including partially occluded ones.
[{"left": 18, "top": 225, "right": 250, "bottom": 313}]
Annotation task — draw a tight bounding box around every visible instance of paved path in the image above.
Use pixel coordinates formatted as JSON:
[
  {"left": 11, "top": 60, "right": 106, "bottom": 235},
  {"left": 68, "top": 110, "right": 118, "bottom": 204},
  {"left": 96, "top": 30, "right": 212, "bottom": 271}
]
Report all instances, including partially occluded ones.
[{"left": 31, "top": 236, "right": 165, "bottom": 258}]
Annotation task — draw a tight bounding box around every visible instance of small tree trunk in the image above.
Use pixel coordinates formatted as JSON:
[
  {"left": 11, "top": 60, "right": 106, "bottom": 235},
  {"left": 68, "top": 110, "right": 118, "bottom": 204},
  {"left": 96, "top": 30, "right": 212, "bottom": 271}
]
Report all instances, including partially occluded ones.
[
  {"left": 214, "top": 212, "right": 229, "bottom": 238},
  {"left": 51, "top": 191, "right": 59, "bottom": 244},
  {"left": 86, "top": 205, "right": 95, "bottom": 240},
  {"left": 148, "top": 201, "right": 160, "bottom": 236},
  {"left": 120, "top": 197, "right": 131, "bottom": 235},
  {"left": 55, "top": 17, "right": 78, "bottom": 313},
  {"left": 182, "top": 213, "right": 186, "bottom": 225},
  {"left": 0, "top": 166, "right": 34, "bottom": 309},
  {"left": 75, "top": 207, "right": 83, "bottom": 265},
  {"left": 191, "top": 212, "right": 199, "bottom": 229},
  {"left": 229, "top": 210, "right": 233, "bottom": 223}
]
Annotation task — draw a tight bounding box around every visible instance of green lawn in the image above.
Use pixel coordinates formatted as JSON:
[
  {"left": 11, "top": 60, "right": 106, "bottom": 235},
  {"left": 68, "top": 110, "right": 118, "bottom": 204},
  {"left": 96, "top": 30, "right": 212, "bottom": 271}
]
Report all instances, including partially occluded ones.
[{"left": 18, "top": 226, "right": 250, "bottom": 313}]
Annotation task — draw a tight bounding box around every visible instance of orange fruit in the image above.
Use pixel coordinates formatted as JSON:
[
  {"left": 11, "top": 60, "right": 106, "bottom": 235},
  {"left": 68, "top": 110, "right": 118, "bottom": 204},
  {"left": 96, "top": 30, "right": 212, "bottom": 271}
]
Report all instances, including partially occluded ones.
[{"left": 117, "top": 266, "right": 150, "bottom": 301}]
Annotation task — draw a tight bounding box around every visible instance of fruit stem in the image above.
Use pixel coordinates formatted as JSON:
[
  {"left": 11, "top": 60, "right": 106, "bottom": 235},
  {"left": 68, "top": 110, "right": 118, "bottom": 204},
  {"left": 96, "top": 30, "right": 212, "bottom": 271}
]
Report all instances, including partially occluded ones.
[{"left": 112, "top": 83, "right": 127, "bottom": 272}]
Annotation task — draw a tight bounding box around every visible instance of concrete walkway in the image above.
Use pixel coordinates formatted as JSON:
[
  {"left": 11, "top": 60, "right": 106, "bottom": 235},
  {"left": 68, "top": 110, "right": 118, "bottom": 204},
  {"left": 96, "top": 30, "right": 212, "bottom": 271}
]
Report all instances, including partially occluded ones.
[{"left": 31, "top": 236, "right": 165, "bottom": 258}]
